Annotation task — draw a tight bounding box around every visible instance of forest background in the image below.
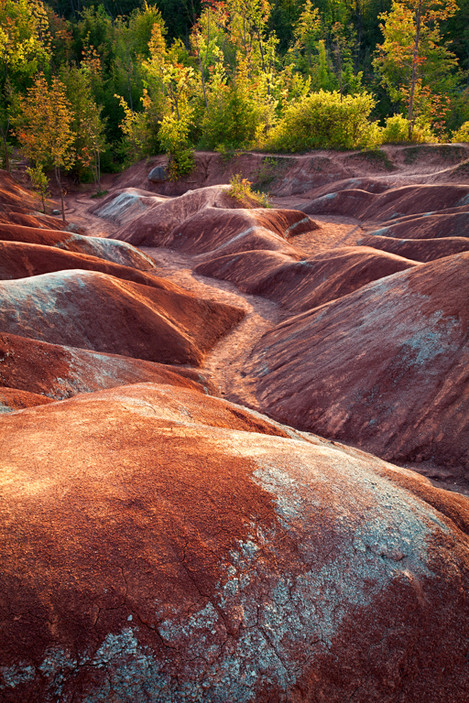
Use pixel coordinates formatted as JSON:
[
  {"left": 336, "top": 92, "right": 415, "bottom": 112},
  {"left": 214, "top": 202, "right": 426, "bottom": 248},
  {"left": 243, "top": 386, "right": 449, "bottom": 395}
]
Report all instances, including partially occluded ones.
[{"left": 1, "top": 0, "right": 468, "bottom": 192}]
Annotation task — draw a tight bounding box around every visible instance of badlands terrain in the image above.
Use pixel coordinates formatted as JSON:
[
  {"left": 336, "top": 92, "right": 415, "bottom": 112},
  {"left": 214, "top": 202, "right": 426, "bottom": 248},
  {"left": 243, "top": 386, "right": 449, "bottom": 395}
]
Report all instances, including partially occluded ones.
[{"left": 1, "top": 145, "right": 469, "bottom": 702}]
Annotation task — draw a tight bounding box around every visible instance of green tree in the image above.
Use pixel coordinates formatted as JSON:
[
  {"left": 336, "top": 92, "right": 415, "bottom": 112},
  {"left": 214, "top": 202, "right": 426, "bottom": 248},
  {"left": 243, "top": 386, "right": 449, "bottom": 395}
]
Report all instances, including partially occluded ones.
[
  {"left": 26, "top": 163, "right": 49, "bottom": 212},
  {"left": 0, "top": 0, "right": 51, "bottom": 169},
  {"left": 13, "top": 73, "right": 75, "bottom": 219},
  {"left": 61, "top": 64, "right": 106, "bottom": 185},
  {"left": 330, "top": 21, "right": 364, "bottom": 99},
  {"left": 290, "top": 0, "right": 321, "bottom": 76},
  {"left": 374, "top": 0, "right": 460, "bottom": 138},
  {"left": 189, "top": 1, "right": 229, "bottom": 109}
]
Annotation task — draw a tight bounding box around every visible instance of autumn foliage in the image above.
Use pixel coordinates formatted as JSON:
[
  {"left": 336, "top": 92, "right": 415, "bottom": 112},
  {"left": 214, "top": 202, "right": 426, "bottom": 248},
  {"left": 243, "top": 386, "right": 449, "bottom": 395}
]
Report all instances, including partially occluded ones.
[{"left": 0, "top": 0, "right": 468, "bottom": 186}]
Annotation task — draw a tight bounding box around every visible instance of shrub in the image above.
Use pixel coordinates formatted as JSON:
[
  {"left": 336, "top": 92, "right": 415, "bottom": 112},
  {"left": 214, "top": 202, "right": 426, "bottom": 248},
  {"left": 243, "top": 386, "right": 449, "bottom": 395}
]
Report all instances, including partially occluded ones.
[
  {"left": 228, "top": 174, "right": 270, "bottom": 208},
  {"left": 158, "top": 110, "right": 194, "bottom": 180},
  {"left": 200, "top": 74, "right": 275, "bottom": 151},
  {"left": 264, "top": 90, "right": 380, "bottom": 152},
  {"left": 26, "top": 165, "right": 49, "bottom": 213},
  {"left": 452, "top": 121, "right": 469, "bottom": 143},
  {"left": 381, "top": 114, "right": 436, "bottom": 144}
]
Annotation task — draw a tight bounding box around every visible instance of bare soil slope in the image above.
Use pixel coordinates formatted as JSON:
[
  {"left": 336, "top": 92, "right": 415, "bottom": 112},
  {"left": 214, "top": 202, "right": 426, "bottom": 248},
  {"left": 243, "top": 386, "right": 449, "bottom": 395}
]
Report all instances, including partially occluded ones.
[
  {"left": 1, "top": 383, "right": 468, "bottom": 703},
  {"left": 1, "top": 149, "right": 469, "bottom": 701},
  {"left": 55, "top": 146, "right": 469, "bottom": 492},
  {"left": 245, "top": 254, "right": 469, "bottom": 475}
]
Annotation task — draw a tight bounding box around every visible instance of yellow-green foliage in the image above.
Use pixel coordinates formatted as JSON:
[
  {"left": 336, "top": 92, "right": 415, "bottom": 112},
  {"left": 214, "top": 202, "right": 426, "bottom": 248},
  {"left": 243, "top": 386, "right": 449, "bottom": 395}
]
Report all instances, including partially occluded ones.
[
  {"left": 452, "top": 121, "right": 469, "bottom": 143},
  {"left": 381, "top": 114, "right": 436, "bottom": 143},
  {"left": 200, "top": 72, "right": 274, "bottom": 151},
  {"left": 264, "top": 90, "right": 380, "bottom": 151},
  {"left": 228, "top": 174, "right": 270, "bottom": 207},
  {"left": 158, "top": 108, "right": 194, "bottom": 180},
  {"left": 26, "top": 164, "right": 48, "bottom": 212}
]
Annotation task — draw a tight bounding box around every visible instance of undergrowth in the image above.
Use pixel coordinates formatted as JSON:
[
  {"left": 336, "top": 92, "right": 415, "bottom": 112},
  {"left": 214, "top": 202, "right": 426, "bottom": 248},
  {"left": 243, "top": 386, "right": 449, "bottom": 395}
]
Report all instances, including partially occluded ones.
[{"left": 228, "top": 174, "right": 271, "bottom": 207}]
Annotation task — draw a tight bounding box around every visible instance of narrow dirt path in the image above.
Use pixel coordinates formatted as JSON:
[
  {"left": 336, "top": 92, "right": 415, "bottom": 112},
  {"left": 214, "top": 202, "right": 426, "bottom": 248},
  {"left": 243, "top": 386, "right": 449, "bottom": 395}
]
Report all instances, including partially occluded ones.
[
  {"left": 142, "top": 245, "right": 284, "bottom": 409},
  {"left": 141, "top": 211, "right": 364, "bottom": 409}
]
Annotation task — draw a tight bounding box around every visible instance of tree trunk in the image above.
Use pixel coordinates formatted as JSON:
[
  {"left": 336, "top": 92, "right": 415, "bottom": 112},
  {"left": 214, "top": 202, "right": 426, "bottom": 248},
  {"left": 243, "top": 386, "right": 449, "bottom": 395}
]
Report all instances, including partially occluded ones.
[
  {"left": 1, "top": 116, "right": 10, "bottom": 172},
  {"left": 55, "top": 166, "right": 65, "bottom": 222},
  {"left": 94, "top": 149, "right": 101, "bottom": 189},
  {"left": 407, "top": 0, "right": 423, "bottom": 140},
  {"left": 197, "top": 51, "right": 208, "bottom": 108}
]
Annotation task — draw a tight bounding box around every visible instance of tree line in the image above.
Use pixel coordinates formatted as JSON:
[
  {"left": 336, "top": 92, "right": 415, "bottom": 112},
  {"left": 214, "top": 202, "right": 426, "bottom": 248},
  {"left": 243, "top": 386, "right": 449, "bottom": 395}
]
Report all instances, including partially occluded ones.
[{"left": 1, "top": 0, "right": 468, "bottom": 202}]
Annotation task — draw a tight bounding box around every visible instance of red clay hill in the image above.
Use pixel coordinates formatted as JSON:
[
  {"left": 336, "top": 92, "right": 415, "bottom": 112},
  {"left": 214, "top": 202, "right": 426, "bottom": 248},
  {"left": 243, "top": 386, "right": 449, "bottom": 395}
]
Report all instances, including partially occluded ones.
[
  {"left": 1, "top": 383, "right": 468, "bottom": 702},
  {"left": 1, "top": 144, "right": 469, "bottom": 701},
  {"left": 244, "top": 254, "right": 469, "bottom": 478}
]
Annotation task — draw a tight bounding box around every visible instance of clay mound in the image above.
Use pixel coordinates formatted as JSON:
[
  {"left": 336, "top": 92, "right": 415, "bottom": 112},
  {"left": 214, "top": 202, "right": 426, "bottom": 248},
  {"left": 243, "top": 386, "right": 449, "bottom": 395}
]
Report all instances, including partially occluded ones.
[
  {"left": 0, "top": 270, "right": 244, "bottom": 365},
  {"left": 362, "top": 184, "right": 469, "bottom": 221},
  {"left": 196, "top": 246, "right": 416, "bottom": 311},
  {"left": 0, "top": 240, "right": 170, "bottom": 286},
  {"left": 360, "top": 233, "right": 469, "bottom": 262},
  {"left": 0, "top": 332, "right": 210, "bottom": 400},
  {"left": 444, "top": 158, "right": 469, "bottom": 181},
  {"left": 308, "top": 176, "right": 390, "bottom": 199},
  {"left": 0, "top": 222, "right": 157, "bottom": 270},
  {"left": 304, "top": 184, "right": 469, "bottom": 221},
  {"left": 195, "top": 250, "right": 298, "bottom": 290},
  {"left": 369, "top": 211, "right": 469, "bottom": 240},
  {"left": 0, "top": 386, "right": 54, "bottom": 412},
  {"left": 246, "top": 246, "right": 417, "bottom": 311},
  {"left": 0, "top": 208, "right": 65, "bottom": 229},
  {"left": 245, "top": 253, "right": 469, "bottom": 474},
  {"left": 303, "top": 188, "right": 375, "bottom": 218},
  {"left": 0, "top": 169, "right": 37, "bottom": 210},
  {"left": 116, "top": 184, "right": 239, "bottom": 245},
  {"left": 156, "top": 207, "right": 314, "bottom": 256},
  {"left": 0, "top": 382, "right": 468, "bottom": 702},
  {"left": 90, "top": 187, "right": 168, "bottom": 225},
  {"left": 398, "top": 143, "right": 469, "bottom": 168}
]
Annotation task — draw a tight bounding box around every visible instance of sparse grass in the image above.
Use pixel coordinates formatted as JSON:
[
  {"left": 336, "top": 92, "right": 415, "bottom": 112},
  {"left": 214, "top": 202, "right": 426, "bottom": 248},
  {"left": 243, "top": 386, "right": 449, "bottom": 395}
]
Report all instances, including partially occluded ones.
[
  {"left": 215, "top": 145, "right": 242, "bottom": 162},
  {"left": 90, "top": 190, "right": 109, "bottom": 199},
  {"left": 402, "top": 146, "right": 422, "bottom": 164},
  {"left": 252, "top": 156, "right": 290, "bottom": 191},
  {"left": 346, "top": 148, "right": 395, "bottom": 171},
  {"left": 228, "top": 174, "right": 271, "bottom": 207},
  {"left": 452, "top": 160, "right": 469, "bottom": 177},
  {"left": 403, "top": 144, "right": 466, "bottom": 164},
  {"left": 360, "top": 148, "right": 395, "bottom": 170}
]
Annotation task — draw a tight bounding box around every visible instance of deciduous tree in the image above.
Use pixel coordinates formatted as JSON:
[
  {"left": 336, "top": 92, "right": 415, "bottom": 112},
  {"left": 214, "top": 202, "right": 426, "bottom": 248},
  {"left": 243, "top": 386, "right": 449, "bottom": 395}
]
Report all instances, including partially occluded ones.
[
  {"left": 374, "top": 0, "right": 459, "bottom": 138},
  {"left": 0, "top": 0, "right": 51, "bottom": 169},
  {"left": 13, "top": 73, "right": 75, "bottom": 219}
]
